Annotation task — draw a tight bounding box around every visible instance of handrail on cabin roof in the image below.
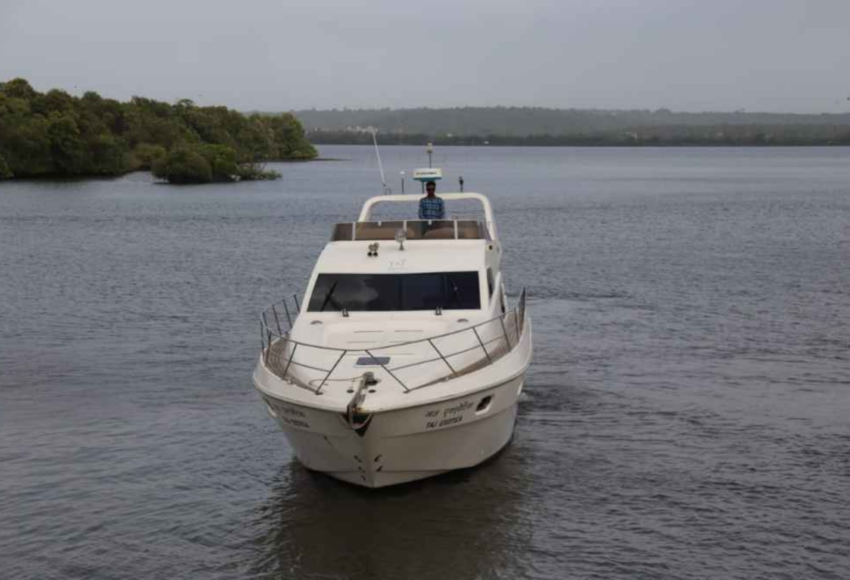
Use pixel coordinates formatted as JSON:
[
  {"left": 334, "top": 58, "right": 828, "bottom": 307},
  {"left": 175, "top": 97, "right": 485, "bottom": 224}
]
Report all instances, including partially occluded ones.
[{"left": 357, "top": 192, "right": 497, "bottom": 240}]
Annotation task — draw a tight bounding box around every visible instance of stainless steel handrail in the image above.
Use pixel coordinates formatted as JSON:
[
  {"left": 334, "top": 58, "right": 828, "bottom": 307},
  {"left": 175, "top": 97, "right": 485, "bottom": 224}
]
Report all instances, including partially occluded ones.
[
  {"left": 330, "top": 219, "right": 492, "bottom": 242},
  {"left": 259, "top": 288, "right": 528, "bottom": 395}
]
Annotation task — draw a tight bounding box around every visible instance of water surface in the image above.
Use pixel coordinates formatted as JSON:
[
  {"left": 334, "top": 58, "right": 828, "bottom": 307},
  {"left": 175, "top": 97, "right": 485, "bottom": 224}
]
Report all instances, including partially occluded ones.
[{"left": 2, "top": 146, "right": 849, "bottom": 579}]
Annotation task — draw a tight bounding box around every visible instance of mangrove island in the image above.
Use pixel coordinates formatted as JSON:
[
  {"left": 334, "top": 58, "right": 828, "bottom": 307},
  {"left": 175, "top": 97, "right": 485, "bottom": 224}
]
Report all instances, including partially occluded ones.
[{"left": 0, "top": 78, "right": 317, "bottom": 184}]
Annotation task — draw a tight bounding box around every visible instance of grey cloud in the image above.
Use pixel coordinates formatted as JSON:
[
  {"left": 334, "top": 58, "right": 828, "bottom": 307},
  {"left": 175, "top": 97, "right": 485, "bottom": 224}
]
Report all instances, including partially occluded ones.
[{"left": 1, "top": 0, "right": 848, "bottom": 112}]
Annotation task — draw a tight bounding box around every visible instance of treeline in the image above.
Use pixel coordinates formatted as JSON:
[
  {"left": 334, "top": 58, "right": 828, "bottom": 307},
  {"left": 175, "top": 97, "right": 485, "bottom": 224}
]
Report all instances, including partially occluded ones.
[
  {"left": 308, "top": 126, "right": 850, "bottom": 147},
  {"left": 293, "top": 106, "right": 850, "bottom": 135},
  {"left": 292, "top": 106, "right": 850, "bottom": 146},
  {"left": 0, "top": 78, "right": 317, "bottom": 182}
]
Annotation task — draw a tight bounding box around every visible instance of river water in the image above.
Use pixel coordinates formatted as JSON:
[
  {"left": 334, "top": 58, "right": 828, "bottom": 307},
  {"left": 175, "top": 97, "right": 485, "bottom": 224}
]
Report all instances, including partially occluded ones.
[{"left": 1, "top": 146, "right": 849, "bottom": 579}]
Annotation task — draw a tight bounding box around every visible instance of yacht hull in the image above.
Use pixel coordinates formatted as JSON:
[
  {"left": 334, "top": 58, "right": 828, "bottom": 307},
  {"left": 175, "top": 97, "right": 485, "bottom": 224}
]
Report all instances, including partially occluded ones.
[
  {"left": 252, "top": 192, "right": 533, "bottom": 488},
  {"left": 256, "top": 374, "right": 524, "bottom": 488}
]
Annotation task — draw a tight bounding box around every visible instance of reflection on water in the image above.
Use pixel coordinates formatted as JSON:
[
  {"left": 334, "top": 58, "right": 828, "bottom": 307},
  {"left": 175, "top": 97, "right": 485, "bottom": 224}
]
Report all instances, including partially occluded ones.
[{"left": 250, "top": 450, "right": 530, "bottom": 580}]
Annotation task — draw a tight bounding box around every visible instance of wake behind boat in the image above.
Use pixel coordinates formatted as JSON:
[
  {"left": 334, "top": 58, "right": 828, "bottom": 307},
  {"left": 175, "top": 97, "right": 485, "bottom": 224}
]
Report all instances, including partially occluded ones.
[{"left": 253, "top": 170, "right": 532, "bottom": 488}]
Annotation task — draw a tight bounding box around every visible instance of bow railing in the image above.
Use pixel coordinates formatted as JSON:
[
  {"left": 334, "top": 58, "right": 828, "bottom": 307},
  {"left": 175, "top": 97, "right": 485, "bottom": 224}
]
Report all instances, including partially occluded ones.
[{"left": 259, "top": 289, "right": 528, "bottom": 395}]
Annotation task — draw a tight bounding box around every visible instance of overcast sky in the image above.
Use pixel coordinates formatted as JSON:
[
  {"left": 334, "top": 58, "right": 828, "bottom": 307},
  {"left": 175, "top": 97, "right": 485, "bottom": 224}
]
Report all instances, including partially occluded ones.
[{"left": 2, "top": 0, "right": 848, "bottom": 113}]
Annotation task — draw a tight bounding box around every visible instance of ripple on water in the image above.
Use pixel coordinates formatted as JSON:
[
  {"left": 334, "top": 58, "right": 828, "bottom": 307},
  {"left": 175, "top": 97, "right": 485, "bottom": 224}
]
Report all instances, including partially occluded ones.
[{"left": 2, "top": 146, "right": 850, "bottom": 579}]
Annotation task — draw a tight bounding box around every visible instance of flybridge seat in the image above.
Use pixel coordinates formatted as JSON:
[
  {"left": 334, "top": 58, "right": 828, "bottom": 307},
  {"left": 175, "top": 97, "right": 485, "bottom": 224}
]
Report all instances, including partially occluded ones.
[
  {"left": 331, "top": 219, "right": 491, "bottom": 241},
  {"left": 332, "top": 192, "right": 498, "bottom": 242}
]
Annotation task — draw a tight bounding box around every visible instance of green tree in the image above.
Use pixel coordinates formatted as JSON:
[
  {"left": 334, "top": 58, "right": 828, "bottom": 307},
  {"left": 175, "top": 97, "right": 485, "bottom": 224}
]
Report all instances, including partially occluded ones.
[
  {"left": 263, "top": 113, "right": 317, "bottom": 159},
  {"left": 34, "top": 89, "right": 76, "bottom": 116},
  {"left": 48, "top": 113, "right": 89, "bottom": 174},
  {"left": 132, "top": 143, "right": 167, "bottom": 169},
  {"left": 5, "top": 116, "right": 53, "bottom": 175},
  {"left": 0, "top": 78, "right": 316, "bottom": 180},
  {"left": 87, "top": 132, "right": 128, "bottom": 175},
  {"left": 0, "top": 153, "right": 12, "bottom": 179},
  {"left": 152, "top": 147, "right": 212, "bottom": 183},
  {"left": 0, "top": 78, "right": 37, "bottom": 100},
  {"left": 237, "top": 163, "right": 281, "bottom": 181},
  {"left": 198, "top": 144, "right": 239, "bottom": 181}
]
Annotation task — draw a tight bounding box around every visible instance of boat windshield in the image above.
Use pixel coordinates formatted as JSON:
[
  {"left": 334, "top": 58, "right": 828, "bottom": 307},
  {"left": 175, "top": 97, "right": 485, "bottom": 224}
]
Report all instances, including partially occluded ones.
[{"left": 307, "top": 272, "right": 481, "bottom": 312}]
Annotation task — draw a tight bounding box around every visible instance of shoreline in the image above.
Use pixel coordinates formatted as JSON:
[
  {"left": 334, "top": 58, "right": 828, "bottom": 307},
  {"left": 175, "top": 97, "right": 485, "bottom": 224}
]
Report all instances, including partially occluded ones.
[
  {"left": 309, "top": 139, "right": 850, "bottom": 148},
  {"left": 0, "top": 157, "right": 341, "bottom": 183},
  {"left": 3, "top": 145, "right": 847, "bottom": 183}
]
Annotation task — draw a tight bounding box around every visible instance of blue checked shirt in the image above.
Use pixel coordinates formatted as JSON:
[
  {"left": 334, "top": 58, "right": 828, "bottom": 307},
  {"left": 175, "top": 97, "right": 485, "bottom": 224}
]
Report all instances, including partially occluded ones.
[{"left": 418, "top": 196, "right": 445, "bottom": 220}]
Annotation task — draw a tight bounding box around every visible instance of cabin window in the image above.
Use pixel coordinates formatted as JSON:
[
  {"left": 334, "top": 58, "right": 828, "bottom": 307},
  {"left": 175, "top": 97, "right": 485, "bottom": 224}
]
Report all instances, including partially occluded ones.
[{"left": 308, "top": 272, "right": 481, "bottom": 312}]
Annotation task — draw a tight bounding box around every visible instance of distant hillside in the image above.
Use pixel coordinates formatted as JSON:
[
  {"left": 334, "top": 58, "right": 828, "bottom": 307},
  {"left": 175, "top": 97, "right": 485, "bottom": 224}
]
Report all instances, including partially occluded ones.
[{"left": 288, "top": 107, "right": 850, "bottom": 146}]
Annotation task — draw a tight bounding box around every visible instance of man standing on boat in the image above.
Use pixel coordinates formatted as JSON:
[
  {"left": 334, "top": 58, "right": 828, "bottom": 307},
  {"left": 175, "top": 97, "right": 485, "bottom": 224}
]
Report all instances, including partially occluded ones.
[{"left": 418, "top": 180, "right": 445, "bottom": 220}]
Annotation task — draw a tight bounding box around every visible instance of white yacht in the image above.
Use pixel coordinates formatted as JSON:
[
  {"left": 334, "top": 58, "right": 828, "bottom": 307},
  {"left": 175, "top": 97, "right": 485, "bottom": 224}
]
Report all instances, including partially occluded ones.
[{"left": 253, "top": 175, "right": 532, "bottom": 488}]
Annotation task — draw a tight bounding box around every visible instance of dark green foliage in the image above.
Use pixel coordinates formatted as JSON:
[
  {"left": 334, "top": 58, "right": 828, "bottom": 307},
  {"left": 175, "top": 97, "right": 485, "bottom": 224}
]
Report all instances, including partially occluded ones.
[
  {"left": 0, "top": 78, "right": 317, "bottom": 181},
  {"left": 237, "top": 162, "right": 282, "bottom": 181},
  {"left": 1, "top": 78, "right": 37, "bottom": 100},
  {"left": 148, "top": 143, "right": 283, "bottom": 183},
  {"left": 87, "top": 132, "right": 129, "bottom": 175},
  {"left": 48, "top": 113, "right": 90, "bottom": 174},
  {"left": 152, "top": 147, "right": 212, "bottom": 184},
  {"left": 198, "top": 144, "right": 239, "bottom": 180},
  {"left": 260, "top": 113, "right": 317, "bottom": 159},
  {"left": 152, "top": 144, "right": 258, "bottom": 184},
  {"left": 0, "top": 153, "right": 12, "bottom": 179},
  {"left": 131, "top": 143, "right": 167, "bottom": 169},
  {"left": 0, "top": 100, "right": 53, "bottom": 174}
]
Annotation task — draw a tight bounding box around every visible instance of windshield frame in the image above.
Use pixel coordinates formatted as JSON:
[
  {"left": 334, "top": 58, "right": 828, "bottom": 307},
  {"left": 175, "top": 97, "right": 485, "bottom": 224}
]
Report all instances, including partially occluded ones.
[{"left": 305, "top": 271, "right": 484, "bottom": 313}]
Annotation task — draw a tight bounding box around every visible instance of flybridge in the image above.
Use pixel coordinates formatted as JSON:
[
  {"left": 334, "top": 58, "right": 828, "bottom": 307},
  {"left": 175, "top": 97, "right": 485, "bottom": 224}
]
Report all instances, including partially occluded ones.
[
  {"left": 360, "top": 193, "right": 496, "bottom": 232},
  {"left": 325, "top": 192, "right": 499, "bottom": 242}
]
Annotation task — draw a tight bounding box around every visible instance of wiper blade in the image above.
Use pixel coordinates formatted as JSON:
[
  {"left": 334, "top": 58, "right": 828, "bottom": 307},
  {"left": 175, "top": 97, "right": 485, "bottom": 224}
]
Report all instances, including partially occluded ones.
[
  {"left": 320, "top": 281, "right": 349, "bottom": 316},
  {"left": 320, "top": 281, "right": 340, "bottom": 312}
]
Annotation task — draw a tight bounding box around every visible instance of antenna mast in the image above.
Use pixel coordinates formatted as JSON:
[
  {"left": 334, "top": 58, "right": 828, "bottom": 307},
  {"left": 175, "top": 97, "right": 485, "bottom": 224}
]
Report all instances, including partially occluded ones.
[{"left": 371, "top": 129, "right": 389, "bottom": 195}]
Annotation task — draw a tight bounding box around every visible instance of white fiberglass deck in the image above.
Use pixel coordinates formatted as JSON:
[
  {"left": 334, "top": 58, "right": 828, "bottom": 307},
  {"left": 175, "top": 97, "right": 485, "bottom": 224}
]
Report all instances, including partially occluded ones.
[{"left": 260, "top": 288, "right": 527, "bottom": 395}]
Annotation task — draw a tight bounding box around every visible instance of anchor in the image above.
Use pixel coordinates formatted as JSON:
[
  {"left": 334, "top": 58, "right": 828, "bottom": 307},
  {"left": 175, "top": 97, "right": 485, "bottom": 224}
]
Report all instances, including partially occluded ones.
[{"left": 345, "top": 372, "right": 377, "bottom": 436}]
